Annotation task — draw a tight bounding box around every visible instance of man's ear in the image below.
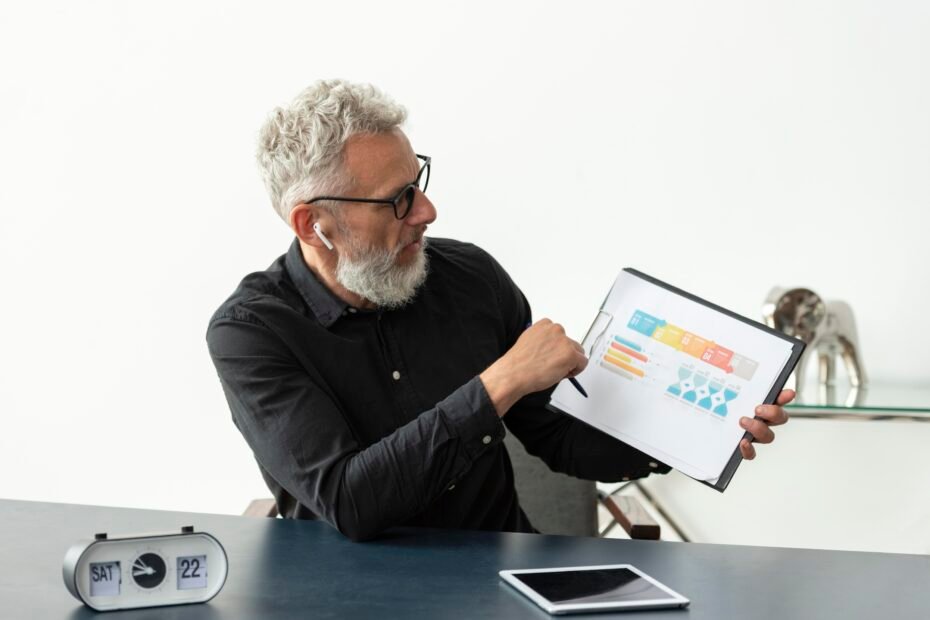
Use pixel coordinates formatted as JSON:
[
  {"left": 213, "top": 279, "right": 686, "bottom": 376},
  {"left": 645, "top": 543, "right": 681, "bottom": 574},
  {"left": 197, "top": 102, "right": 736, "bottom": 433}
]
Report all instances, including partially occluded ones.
[{"left": 290, "top": 204, "right": 321, "bottom": 246}]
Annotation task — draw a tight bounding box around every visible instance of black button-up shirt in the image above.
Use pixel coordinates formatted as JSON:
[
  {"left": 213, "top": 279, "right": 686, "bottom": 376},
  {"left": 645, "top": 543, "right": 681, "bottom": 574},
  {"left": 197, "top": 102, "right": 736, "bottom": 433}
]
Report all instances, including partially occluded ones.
[{"left": 207, "top": 237, "right": 667, "bottom": 541}]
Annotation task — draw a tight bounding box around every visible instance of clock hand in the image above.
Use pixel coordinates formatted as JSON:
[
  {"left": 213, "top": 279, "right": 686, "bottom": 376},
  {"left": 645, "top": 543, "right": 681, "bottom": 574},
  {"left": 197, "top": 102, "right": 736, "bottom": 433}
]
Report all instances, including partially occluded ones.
[{"left": 132, "top": 558, "right": 156, "bottom": 576}]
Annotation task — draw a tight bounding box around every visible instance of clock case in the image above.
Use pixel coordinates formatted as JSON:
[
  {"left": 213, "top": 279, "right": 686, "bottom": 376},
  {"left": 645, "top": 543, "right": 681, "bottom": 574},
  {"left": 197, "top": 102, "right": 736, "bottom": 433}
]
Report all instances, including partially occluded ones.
[{"left": 63, "top": 526, "right": 228, "bottom": 612}]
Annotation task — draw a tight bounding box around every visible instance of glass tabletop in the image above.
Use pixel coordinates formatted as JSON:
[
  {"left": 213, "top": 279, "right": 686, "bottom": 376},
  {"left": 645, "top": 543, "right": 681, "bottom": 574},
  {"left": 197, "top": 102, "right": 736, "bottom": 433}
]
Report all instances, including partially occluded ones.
[{"left": 786, "top": 382, "right": 930, "bottom": 417}]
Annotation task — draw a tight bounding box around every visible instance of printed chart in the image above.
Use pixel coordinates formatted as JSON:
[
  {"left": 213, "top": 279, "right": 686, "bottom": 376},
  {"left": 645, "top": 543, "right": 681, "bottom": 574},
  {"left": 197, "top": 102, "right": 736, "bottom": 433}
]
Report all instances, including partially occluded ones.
[{"left": 597, "top": 309, "right": 761, "bottom": 418}]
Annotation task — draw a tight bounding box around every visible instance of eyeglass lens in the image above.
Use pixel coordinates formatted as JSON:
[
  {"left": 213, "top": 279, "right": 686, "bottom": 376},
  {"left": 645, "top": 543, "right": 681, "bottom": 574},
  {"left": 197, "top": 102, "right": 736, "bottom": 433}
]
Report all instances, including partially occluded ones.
[{"left": 395, "top": 159, "right": 430, "bottom": 219}]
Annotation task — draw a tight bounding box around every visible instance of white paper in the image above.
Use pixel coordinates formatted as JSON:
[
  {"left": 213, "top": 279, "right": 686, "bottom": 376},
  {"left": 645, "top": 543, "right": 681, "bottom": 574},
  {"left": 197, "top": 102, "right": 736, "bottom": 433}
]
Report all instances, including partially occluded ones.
[{"left": 550, "top": 270, "right": 794, "bottom": 483}]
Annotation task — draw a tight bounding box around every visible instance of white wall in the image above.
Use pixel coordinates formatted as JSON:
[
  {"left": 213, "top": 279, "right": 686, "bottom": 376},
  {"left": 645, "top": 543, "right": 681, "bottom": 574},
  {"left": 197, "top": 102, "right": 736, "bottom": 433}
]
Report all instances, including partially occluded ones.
[
  {"left": 640, "top": 418, "right": 930, "bottom": 554},
  {"left": 1, "top": 1, "right": 928, "bottom": 549}
]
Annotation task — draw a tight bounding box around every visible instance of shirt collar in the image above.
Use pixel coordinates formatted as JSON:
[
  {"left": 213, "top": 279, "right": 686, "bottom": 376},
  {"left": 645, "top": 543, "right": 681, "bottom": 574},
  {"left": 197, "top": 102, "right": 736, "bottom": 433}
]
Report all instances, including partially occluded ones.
[{"left": 284, "top": 238, "right": 349, "bottom": 328}]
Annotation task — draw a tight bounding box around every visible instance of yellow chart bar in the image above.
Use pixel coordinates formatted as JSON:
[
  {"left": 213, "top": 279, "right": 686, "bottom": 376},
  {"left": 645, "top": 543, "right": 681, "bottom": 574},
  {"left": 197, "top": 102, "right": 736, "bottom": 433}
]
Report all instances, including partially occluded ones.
[
  {"left": 605, "top": 348, "right": 632, "bottom": 364},
  {"left": 602, "top": 354, "right": 645, "bottom": 378}
]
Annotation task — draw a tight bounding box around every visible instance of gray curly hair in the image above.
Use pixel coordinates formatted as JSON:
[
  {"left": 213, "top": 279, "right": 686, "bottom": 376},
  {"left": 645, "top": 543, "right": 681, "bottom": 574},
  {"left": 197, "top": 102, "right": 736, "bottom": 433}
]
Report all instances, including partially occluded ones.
[{"left": 256, "top": 79, "right": 408, "bottom": 222}]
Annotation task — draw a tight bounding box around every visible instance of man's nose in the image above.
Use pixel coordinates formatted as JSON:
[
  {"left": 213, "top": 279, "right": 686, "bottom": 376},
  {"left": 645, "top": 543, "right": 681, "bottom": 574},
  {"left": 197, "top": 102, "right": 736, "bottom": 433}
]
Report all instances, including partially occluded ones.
[{"left": 406, "top": 189, "right": 437, "bottom": 226}]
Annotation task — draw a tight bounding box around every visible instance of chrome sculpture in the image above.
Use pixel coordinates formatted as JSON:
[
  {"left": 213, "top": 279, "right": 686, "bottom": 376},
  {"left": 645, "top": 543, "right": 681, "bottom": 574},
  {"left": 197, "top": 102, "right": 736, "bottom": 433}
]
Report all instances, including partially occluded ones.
[{"left": 762, "top": 287, "right": 867, "bottom": 398}]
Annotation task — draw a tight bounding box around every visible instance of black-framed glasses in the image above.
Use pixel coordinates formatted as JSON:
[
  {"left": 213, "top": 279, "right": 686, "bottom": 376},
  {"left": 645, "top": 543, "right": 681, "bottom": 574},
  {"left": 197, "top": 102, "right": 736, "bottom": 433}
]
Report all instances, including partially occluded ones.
[{"left": 303, "top": 154, "right": 431, "bottom": 220}]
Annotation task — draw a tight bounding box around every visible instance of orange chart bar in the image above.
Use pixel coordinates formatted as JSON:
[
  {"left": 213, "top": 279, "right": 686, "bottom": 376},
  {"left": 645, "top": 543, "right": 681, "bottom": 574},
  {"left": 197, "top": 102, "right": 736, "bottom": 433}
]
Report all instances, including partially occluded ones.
[
  {"left": 602, "top": 353, "right": 645, "bottom": 378},
  {"left": 610, "top": 341, "right": 648, "bottom": 363}
]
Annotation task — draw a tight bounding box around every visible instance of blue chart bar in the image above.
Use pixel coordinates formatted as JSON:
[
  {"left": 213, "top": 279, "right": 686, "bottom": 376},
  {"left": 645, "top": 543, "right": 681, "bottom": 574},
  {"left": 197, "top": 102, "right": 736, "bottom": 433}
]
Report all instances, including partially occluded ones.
[{"left": 613, "top": 336, "right": 642, "bottom": 352}]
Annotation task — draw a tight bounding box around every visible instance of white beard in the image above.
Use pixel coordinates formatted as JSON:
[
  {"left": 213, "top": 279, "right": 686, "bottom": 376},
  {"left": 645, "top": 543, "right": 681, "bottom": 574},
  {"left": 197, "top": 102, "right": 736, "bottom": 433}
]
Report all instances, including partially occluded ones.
[{"left": 335, "top": 234, "right": 429, "bottom": 309}]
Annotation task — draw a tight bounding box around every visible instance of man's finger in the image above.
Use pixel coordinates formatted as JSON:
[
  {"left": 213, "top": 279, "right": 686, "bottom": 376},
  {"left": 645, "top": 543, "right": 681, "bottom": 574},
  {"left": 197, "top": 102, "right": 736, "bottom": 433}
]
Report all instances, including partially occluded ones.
[
  {"left": 740, "top": 416, "right": 775, "bottom": 443},
  {"left": 754, "top": 404, "right": 789, "bottom": 426},
  {"left": 776, "top": 389, "right": 796, "bottom": 406},
  {"left": 739, "top": 439, "right": 756, "bottom": 460}
]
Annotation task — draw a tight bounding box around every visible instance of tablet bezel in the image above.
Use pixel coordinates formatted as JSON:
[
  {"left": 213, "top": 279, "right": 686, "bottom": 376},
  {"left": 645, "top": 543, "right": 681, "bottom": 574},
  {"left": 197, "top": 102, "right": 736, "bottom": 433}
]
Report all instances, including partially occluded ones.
[{"left": 499, "top": 563, "right": 690, "bottom": 615}]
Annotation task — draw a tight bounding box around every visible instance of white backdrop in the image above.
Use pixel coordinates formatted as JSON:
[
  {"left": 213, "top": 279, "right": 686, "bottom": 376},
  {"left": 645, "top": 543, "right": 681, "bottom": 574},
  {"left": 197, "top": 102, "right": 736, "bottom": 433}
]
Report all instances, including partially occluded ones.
[{"left": 2, "top": 1, "right": 928, "bottom": 548}]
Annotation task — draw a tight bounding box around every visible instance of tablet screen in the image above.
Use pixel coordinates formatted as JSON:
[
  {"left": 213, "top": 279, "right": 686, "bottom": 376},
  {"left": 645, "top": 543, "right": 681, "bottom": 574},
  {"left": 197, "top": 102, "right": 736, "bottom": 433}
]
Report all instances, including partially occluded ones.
[{"left": 510, "top": 567, "right": 673, "bottom": 605}]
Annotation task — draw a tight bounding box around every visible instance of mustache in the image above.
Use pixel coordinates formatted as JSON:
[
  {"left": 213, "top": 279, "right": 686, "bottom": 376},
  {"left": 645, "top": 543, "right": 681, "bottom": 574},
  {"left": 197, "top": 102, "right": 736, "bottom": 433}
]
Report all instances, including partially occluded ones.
[{"left": 405, "top": 227, "right": 428, "bottom": 245}]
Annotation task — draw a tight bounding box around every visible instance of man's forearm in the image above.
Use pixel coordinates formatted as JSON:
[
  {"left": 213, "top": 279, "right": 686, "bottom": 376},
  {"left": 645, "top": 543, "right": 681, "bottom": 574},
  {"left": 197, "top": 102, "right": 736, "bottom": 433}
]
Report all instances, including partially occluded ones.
[
  {"left": 478, "top": 319, "right": 588, "bottom": 418},
  {"left": 331, "top": 388, "right": 501, "bottom": 540},
  {"left": 479, "top": 365, "right": 523, "bottom": 417},
  {"left": 225, "top": 373, "right": 504, "bottom": 542}
]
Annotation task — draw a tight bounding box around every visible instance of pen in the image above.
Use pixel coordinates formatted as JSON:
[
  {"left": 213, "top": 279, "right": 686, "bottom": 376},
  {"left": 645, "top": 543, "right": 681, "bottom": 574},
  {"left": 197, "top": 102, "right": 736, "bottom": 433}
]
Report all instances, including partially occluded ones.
[
  {"left": 525, "top": 322, "right": 588, "bottom": 398},
  {"left": 568, "top": 376, "right": 588, "bottom": 398}
]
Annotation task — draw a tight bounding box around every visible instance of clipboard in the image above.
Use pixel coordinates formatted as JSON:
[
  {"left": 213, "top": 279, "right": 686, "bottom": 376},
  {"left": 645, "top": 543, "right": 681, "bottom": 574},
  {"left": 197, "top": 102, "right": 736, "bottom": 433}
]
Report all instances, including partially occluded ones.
[{"left": 548, "top": 268, "right": 805, "bottom": 492}]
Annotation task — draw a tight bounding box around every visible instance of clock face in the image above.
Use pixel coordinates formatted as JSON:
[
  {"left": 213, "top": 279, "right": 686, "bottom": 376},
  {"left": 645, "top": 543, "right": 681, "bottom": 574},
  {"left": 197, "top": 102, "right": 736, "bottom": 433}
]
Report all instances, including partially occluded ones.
[{"left": 131, "top": 552, "right": 167, "bottom": 589}]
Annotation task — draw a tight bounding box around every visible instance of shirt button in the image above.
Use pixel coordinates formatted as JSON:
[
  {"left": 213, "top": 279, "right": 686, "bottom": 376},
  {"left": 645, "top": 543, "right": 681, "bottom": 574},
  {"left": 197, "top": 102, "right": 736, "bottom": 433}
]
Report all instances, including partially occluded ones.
[
  {"left": 448, "top": 485, "right": 455, "bottom": 491},
  {"left": 621, "top": 477, "right": 630, "bottom": 482},
  {"left": 348, "top": 308, "right": 357, "bottom": 314},
  {"left": 392, "top": 371, "right": 401, "bottom": 381},
  {"left": 482, "top": 435, "right": 492, "bottom": 445},
  {"left": 648, "top": 461, "right": 659, "bottom": 469}
]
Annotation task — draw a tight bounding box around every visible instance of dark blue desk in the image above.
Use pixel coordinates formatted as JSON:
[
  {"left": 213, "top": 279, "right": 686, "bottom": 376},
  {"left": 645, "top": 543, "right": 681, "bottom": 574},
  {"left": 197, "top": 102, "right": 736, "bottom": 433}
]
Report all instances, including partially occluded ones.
[{"left": 2, "top": 498, "right": 928, "bottom": 619}]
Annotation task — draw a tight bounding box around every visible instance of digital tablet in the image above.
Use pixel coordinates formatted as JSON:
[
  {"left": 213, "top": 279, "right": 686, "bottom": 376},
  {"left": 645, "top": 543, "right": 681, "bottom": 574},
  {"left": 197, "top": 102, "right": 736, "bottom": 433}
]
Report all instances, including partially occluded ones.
[{"left": 499, "top": 564, "right": 689, "bottom": 615}]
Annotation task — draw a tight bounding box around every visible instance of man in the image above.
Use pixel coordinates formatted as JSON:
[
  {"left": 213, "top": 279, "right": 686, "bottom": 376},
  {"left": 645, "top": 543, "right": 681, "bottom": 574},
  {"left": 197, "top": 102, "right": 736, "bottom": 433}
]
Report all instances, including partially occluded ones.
[{"left": 207, "top": 79, "right": 792, "bottom": 542}]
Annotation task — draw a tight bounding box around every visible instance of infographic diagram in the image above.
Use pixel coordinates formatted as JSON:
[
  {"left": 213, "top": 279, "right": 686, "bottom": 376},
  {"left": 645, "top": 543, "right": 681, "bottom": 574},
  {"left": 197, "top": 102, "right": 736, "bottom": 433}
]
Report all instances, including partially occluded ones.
[{"left": 597, "top": 309, "right": 761, "bottom": 418}]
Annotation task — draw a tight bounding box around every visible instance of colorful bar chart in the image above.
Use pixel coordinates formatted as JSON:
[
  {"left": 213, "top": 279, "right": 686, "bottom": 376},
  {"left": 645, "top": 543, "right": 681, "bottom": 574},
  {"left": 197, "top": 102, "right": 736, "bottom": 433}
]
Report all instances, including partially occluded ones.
[
  {"left": 603, "top": 345, "right": 645, "bottom": 377},
  {"left": 600, "top": 336, "right": 649, "bottom": 380},
  {"left": 610, "top": 340, "right": 648, "bottom": 363}
]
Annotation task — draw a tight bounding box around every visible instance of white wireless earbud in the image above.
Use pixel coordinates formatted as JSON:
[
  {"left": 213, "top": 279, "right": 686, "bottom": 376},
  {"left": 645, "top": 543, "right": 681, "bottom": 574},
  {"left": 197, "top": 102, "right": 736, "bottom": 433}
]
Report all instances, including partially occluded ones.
[{"left": 313, "top": 222, "right": 334, "bottom": 251}]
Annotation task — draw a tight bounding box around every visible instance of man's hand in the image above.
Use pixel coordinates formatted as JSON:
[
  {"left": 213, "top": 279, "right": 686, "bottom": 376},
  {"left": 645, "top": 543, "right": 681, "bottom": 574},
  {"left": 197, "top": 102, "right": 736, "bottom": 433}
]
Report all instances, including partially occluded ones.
[
  {"left": 480, "top": 319, "right": 587, "bottom": 417},
  {"left": 738, "top": 389, "right": 794, "bottom": 460}
]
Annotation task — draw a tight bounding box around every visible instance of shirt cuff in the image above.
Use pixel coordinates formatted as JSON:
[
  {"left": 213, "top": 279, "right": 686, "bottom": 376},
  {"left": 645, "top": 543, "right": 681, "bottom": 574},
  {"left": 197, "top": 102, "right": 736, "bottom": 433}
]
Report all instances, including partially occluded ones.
[{"left": 435, "top": 376, "right": 505, "bottom": 460}]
